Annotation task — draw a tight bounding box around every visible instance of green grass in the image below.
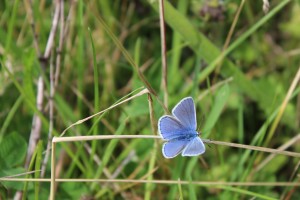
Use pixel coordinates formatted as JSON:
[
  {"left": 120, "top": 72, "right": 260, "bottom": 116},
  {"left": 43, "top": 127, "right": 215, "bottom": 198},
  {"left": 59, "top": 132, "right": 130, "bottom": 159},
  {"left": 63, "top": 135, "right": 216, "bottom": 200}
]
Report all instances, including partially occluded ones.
[{"left": 1, "top": 0, "right": 300, "bottom": 199}]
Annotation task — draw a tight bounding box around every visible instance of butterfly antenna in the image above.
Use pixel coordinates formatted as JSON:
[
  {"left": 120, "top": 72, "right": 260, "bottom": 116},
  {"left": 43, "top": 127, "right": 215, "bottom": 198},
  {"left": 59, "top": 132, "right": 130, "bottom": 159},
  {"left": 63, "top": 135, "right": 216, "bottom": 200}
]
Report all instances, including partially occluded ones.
[{"left": 200, "top": 114, "right": 206, "bottom": 127}]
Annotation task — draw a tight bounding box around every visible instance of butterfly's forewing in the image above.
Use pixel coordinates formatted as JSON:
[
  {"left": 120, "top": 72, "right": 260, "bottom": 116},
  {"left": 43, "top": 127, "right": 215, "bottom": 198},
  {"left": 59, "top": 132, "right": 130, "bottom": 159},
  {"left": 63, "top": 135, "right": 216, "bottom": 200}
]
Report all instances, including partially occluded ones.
[
  {"left": 172, "top": 97, "right": 197, "bottom": 130},
  {"left": 159, "top": 97, "right": 205, "bottom": 158},
  {"left": 162, "top": 139, "right": 189, "bottom": 158},
  {"left": 158, "top": 116, "right": 188, "bottom": 140},
  {"left": 182, "top": 137, "right": 205, "bottom": 156}
]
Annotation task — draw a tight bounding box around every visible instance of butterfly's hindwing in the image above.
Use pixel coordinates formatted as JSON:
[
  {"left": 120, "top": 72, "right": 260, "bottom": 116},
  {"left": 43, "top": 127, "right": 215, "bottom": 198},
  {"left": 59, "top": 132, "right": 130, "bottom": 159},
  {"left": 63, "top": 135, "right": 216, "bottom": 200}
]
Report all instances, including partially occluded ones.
[
  {"left": 182, "top": 137, "right": 206, "bottom": 156},
  {"left": 162, "top": 139, "right": 189, "bottom": 158}
]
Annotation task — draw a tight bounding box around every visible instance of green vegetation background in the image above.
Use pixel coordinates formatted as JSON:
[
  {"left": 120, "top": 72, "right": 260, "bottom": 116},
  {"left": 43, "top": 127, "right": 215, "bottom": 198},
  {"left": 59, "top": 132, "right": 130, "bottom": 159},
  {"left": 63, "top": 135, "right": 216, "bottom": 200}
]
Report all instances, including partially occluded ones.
[{"left": 0, "top": 0, "right": 299, "bottom": 199}]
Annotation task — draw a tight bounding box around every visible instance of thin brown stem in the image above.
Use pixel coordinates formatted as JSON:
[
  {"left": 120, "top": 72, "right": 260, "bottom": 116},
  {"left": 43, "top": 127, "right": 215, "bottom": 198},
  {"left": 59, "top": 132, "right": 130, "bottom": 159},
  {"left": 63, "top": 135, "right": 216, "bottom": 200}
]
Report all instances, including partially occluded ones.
[
  {"left": 254, "top": 134, "right": 300, "bottom": 173},
  {"left": 44, "top": 0, "right": 61, "bottom": 60},
  {"left": 41, "top": 49, "right": 54, "bottom": 178},
  {"left": 54, "top": 0, "right": 65, "bottom": 88},
  {"left": 24, "top": 0, "right": 41, "bottom": 56},
  {"left": 159, "top": 0, "right": 168, "bottom": 109},
  {"left": 213, "top": 0, "right": 245, "bottom": 82},
  {"left": 204, "top": 139, "right": 300, "bottom": 158},
  {"left": 60, "top": 88, "right": 150, "bottom": 137},
  {"left": 265, "top": 66, "right": 300, "bottom": 146},
  {"left": 2, "top": 177, "right": 300, "bottom": 187},
  {"left": 50, "top": 135, "right": 300, "bottom": 158},
  {"left": 148, "top": 94, "right": 157, "bottom": 134}
]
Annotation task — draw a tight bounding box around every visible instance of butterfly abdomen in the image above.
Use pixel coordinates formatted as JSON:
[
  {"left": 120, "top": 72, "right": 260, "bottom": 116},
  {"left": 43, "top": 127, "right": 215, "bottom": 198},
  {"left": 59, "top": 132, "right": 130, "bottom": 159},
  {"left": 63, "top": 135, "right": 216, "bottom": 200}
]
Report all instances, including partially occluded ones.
[{"left": 171, "top": 130, "right": 198, "bottom": 141}]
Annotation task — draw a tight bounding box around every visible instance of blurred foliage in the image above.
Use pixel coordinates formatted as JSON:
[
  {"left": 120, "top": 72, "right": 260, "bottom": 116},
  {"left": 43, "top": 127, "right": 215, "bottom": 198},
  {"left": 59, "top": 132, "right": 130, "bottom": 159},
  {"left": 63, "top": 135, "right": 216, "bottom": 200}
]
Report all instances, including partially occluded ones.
[{"left": 0, "top": 0, "right": 299, "bottom": 199}]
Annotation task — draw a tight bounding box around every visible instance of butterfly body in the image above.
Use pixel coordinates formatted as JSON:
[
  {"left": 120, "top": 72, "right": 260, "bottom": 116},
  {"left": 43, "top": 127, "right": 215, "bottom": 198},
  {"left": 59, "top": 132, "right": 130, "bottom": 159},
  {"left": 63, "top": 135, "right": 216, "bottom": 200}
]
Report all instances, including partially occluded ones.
[
  {"left": 170, "top": 130, "right": 198, "bottom": 141},
  {"left": 158, "top": 97, "right": 206, "bottom": 158}
]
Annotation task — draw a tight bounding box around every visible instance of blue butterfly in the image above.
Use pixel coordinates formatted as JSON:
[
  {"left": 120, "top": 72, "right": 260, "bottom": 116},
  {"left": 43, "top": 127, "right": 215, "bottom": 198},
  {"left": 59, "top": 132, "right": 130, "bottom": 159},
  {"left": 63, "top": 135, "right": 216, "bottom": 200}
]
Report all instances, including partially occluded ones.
[{"left": 158, "top": 97, "right": 205, "bottom": 158}]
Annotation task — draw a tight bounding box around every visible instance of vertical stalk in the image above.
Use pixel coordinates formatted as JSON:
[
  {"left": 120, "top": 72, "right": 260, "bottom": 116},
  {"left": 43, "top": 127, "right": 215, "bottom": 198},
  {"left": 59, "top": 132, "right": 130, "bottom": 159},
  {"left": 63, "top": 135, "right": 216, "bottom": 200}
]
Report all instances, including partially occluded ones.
[
  {"left": 159, "top": 0, "right": 168, "bottom": 110},
  {"left": 50, "top": 140, "right": 56, "bottom": 200},
  {"left": 144, "top": 94, "right": 158, "bottom": 200}
]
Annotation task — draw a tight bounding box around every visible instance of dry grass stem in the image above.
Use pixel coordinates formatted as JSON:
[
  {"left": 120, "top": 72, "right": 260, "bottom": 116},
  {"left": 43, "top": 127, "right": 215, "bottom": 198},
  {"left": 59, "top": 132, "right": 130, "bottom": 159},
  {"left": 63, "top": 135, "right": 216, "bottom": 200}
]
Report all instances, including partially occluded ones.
[
  {"left": 266, "top": 66, "right": 300, "bottom": 145},
  {"left": 254, "top": 134, "right": 300, "bottom": 172},
  {"left": 2, "top": 177, "right": 300, "bottom": 187},
  {"left": 60, "top": 88, "right": 150, "bottom": 137},
  {"left": 159, "top": 0, "right": 168, "bottom": 108},
  {"left": 52, "top": 135, "right": 300, "bottom": 158}
]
